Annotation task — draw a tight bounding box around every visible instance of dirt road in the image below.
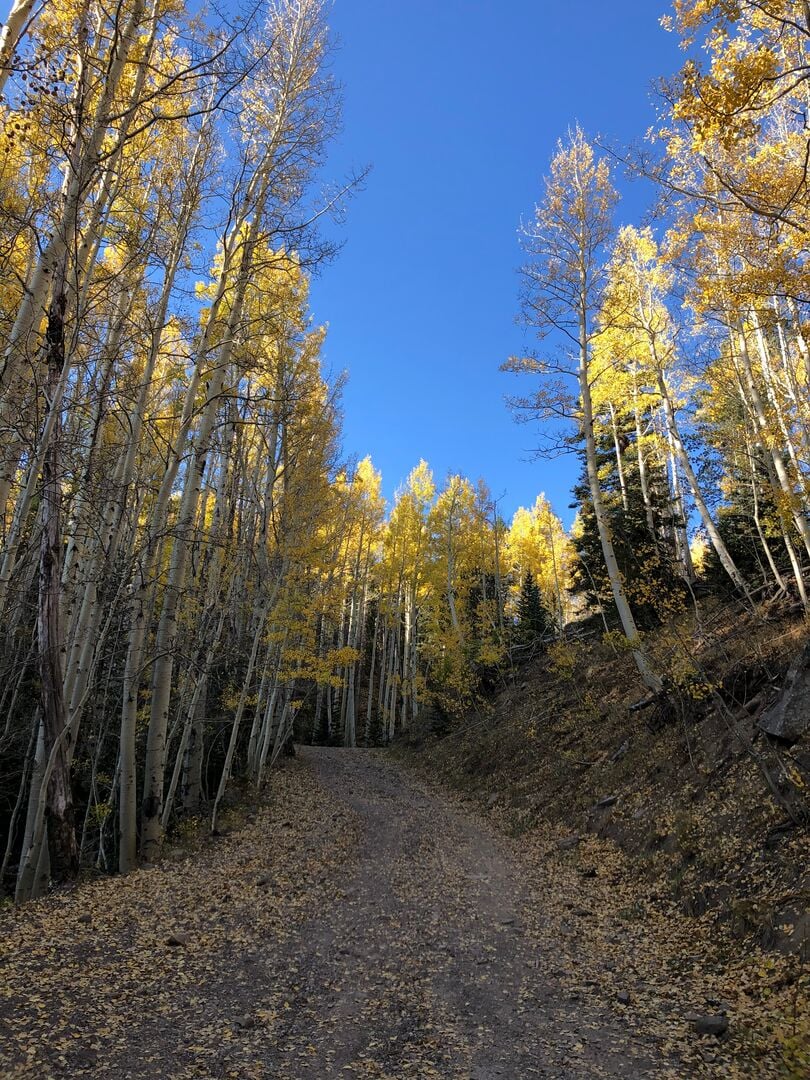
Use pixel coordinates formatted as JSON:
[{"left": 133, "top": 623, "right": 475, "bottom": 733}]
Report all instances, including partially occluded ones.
[{"left": 1, "top": 748, "right": 690, "bottom": 1078}]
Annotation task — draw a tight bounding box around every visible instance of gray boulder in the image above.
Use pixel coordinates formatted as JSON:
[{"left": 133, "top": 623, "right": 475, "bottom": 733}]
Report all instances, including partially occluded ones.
[{"left": 757, "top": 643, "right": 810, "bottom": 744}]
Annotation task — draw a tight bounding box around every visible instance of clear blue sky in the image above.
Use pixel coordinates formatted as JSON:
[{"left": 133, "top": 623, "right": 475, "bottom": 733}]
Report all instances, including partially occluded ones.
[{"left": 309, "top": 1, "right": 685, "bottom": 526}]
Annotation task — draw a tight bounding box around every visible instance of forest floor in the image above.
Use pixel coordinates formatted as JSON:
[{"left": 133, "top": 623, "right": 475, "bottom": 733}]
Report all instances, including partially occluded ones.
[{"left": 0, "top": 747, "right": 795, "bottom": 1079}]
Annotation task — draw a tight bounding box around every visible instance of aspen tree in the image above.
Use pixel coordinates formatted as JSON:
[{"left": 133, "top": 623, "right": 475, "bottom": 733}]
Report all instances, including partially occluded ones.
[
  {"left": 507, "top": 130, "right": 661, "bottom": 691},
  {"left": 0, "top": 0, "right": 37, "bottom": 97},
  {"left": 139, "top": 0, "right": 337, "bottom": 860},
  {"left": 506, "top": 497, "right": 572, "bottom": 629},
  {"left": 602, "top": 225, "right": 752, "bottom": 598},
  {"left": 664, "top": 0, "right": 810, "bottom": 235},
  {"left": 0, "top": 0, "right": 150, "bottom": 497}
]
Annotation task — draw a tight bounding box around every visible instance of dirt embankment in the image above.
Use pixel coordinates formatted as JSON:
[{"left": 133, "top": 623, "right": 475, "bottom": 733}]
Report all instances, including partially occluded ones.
[{"left": 398, "top": 605, "right": 810, "bottom": 1077}]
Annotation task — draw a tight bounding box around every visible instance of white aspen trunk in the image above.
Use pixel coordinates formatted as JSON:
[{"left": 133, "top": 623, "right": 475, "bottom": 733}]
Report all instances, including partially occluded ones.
[
  {"left": 269, "top": 698, "right": 292, "bottom": 769},
  {"left": 36, "top": 259, "right": 79, "bottom": 884},
  {"left": 141, "top": 194, "right": 268, "bottom": 860},
  {"left": 735, "top": 324, "right": 810, "bottom": 560},
  {"left": 400, "top": 605, "right": 411, "bottom": 731},
  {"left": 353, "top": 573, "right": 370, "bottom": 721},
  {"left": 631, "top": 385, "right": 656, "bottom": 541},
  {"left": 343, "top": 598, "right": 357, "bottom": 748},
  {"left": 256, "top": 686, "right": 280, "bottom": 789},
  {"left": 312, "top": 613, "right": 328, "bottom": 742},
  {"left": 268, "top": 669, "right": 301, "bottom": 770},
  {"left": 578, "top": 304, "right": 660, "bottom": 691},
  {"left": 746, "top": 440, "right": 788, "bottom": 594},
  {"left": 364, "top": 607, "right": 379, "bottom": 743},
  {"left": 0, "top": 347, "right": 73, "bottom": 612},
  {"left": 118, "top": 254, "right": 235, "bottom": 870},
  {"left": 61, "top": 290, "right": 134, "bottom": 714},
  {"left": 787, "top": 297, "right": 810, "bottom": 385},
  {"left": 162, "top": 606, "right": 228, "bottom": 830},
  {"left": 60, "top": 294, "right": 129, "bottom": 643},
  {"left": 750, "top": 309, "right": 808, "bottom": 498},
  {"left": 14, "top": 717, "right": 48, "bottom": 901},
  {"left": 608, "top": 401, "right": 629, "bottom": 512},
  {"left": 656, "top": 370, "right": 750, "bottom": 598},
  {"left": 181, "top": 675, "right": 207, "bottom": 813},
  {"left": 543, "top": 516, "right": 565, "bottom": 631},
  {"left": 773, "top": 299, "right": 810, "bottom": 459},
  {"left": 211, "top": 600, "right": 267, "bottom": 832},
  {"left": 664, "top": 424, "right": 695, "bottom": 583},
  {"left": 14, "top": 688, "right": 79, "bottom": 901},
  {"left": 63, "top": 106, "right": 209, "bottom": 672},
  {"left": 385, "top": 622, "right": 400, "bottom": 742},
  {"left": 410, "top": 603, "right": 420, "bottom": 723},
  {"left": 776, "top": 517, "right": 809, "bottom": 611},
  {"left": 0, "top": 0, "right": 37, "bottom": 97},
  {"left": 247, "top": 646, "right": 273, "bottom": 775},
  {"left": 71, "top": 5, "right": 166, "bottom": 322},
  {"left": 377, "top": 625, "right": 388, "bottom": 721},
  {"left": 255, "top": 634, "right": 287, "bottom": 786},
  {"left": 338, "top": 598, "right": 351, "bottom": 739},
  {"left": 266, "top": 657, "right": 302, "bottom": 774},
  {"left": 342, "top": 536, "right": 367, "bottom": 748},
  {"left": 0, "top": 0, "right": 148, "bottom": 476},
  {"left": 118, "top": 557, "right": 154, "bottom": 873},
  {"left": 734, "top": 378, "right": 807, "bottom": 607}
]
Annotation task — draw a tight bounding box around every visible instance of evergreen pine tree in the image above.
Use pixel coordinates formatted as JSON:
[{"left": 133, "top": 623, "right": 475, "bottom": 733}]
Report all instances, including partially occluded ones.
[{"left": 516, "top": 571, "right": 553, "bottom": 652}]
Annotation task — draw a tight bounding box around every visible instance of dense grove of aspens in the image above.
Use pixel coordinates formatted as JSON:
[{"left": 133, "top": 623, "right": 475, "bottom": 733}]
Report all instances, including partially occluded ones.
[{"left": 0, "top": 0, "right": 807, "bottom": 901}]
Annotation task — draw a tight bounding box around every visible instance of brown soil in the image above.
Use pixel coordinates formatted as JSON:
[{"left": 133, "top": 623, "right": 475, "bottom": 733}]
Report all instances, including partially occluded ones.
[{"left": 0, "top": 747, "right": 791, "bottom": 1078}]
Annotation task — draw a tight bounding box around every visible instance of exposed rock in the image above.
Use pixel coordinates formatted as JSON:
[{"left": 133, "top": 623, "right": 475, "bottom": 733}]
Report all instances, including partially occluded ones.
[
  {"left": 594, "top": 795, "right": 619, "bottom": 809},
  {"left": 757, "top": 642, "right": 810, "bottom": 743},
  {"left": 166, "top": 932, "right": 188, "bottom": 947},
  {"left": 556, "top": 834, "right": 581, "bottom": 851},
  {"left": 616, "top": 990, "right": 631, "bottom": 1005},
  {"left": 689, "top": 1014, "right": 729, "bottom": 1037},
  {"left": 609, "top": 740, "right": 630, "bottom": 764},
  {"left": 77, "top": 913, "right": 92, "bottom": 925}
]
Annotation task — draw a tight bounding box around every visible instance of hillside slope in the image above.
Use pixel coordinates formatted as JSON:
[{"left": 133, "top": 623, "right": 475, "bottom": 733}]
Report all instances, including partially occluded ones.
[{"left": 398, "top": 601, "right": 810, "bottom": 1077}]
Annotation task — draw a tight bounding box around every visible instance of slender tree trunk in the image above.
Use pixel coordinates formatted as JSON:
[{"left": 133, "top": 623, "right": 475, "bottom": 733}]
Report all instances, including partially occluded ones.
[
  {"left": 608, "top": 402, "right": 629, "bottom": 512},
  {"left": 735, "top": 323, "right": 810, "bottom": 560},
  {"left": 746, "top": 441, "right": 788, "bottom": 594},
  {"left": 211, "top": 600, "right": 267, "bottom": 832},
  {"left": 0, "top": 0, "right": 37, "bottom": 97},
  {"left": 0, "top": 0, "right": 147, "bottom": 492},
  {"left": 141, "top": 203, "right": 266, "bottom": 860},
  {"left": 665, "top": 423, "right": 694, "bottom": 583},
  {"left": 364, "top": 608, "right": 379, "bottom": 743},
  {"left": 656, "top": 370, "right": 750, "bottom": 599},
  {"left": 579, "top": 308, "right": 661, "bottom": 691},
  {"left": 632, "top": 385, "right": 656, "bottom": 541},
  {"left": 37, "top": 266, "right": 79, "bottom": 883}
]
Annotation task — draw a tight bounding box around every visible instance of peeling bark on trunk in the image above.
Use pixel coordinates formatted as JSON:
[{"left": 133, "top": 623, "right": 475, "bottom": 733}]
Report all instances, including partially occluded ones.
[{"left": 37, "top": 270, "right": 78, "bottom": 886}]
